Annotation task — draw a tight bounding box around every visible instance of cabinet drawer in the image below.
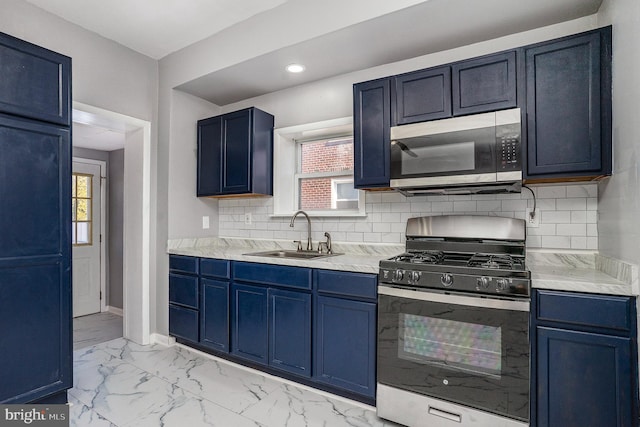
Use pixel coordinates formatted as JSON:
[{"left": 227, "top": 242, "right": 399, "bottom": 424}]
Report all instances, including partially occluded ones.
[
  {"left": 536, "top": 290, "right": 633, "bottom": 332},
  {"left": 315, "top": 270, "right": 377, "bottom": 300},
  {"left": 169, "top": 255, "right": 199, "bottom": 275},
  {"left": 200, "top": 258, "right": 230, "bottom": 279},
  {"left": 169, "top": 273, "right": 199, "bottom": 309},
  {"left": 233, "top": 262, "right": 312, "bottom": 290},
  {"left": 169, "top": 304, "right": 199, "bottom": 342}
]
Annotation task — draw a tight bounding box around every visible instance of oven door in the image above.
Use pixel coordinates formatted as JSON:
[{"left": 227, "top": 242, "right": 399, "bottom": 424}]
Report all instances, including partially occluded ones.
[{"left": 377, "top": 285, "right": 530, "bottom": 422}]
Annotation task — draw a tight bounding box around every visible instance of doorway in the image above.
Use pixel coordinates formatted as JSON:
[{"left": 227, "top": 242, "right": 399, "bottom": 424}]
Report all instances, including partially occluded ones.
[{"left": 71, "top": 102, "right": 152, "bottom": 347}]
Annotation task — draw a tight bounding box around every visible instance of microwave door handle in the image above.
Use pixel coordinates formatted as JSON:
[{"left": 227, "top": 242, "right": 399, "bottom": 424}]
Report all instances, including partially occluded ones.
[{"left": 391, "top": 140, "right": 418, "bottom": 157}]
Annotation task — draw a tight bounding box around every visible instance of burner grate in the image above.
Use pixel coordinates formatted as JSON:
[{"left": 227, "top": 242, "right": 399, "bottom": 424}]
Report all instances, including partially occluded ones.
[
  {"left": 394, "top": 251, "right": 444, "bottom": 264},
  {"left": 467, "top": 253, "right": 517, "bottom": 270}
]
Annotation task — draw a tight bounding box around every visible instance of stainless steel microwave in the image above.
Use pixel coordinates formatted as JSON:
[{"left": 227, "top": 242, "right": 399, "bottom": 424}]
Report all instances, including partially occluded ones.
[{"left": 390, "top": 108, "right": 522, "bottom": 195}]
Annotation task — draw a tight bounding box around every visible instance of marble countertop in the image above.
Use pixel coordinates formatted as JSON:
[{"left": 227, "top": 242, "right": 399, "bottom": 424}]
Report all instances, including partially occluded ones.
[
  {"left": 168, "top": 237, "right": 400, "bottom": 274},
  {"left": 168, "top": 238, "right": 639, "bottom": 296},
  {"left": 527, "top": 252, "right": 638, "bottom": 296}
]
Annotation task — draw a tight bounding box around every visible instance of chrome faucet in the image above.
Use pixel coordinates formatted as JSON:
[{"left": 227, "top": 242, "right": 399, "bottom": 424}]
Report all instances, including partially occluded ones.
[{"left": 290, "top": 210, "right": 313, "bottom": 251}]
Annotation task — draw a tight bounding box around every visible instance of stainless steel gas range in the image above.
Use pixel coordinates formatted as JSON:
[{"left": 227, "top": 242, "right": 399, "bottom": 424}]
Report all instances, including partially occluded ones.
[{"left": 377, "top": 215, "right": 531, "bottom": 427}]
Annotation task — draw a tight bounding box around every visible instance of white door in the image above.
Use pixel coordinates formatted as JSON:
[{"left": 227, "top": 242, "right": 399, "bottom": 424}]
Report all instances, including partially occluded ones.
[{"left": 72, "top": 161, "right": 102, "bottom": 317}]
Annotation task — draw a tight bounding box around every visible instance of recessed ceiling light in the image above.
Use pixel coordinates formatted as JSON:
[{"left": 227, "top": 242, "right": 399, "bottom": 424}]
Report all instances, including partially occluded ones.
[{"left": 286, "top": 63, "right": 305, "bottom": 73}]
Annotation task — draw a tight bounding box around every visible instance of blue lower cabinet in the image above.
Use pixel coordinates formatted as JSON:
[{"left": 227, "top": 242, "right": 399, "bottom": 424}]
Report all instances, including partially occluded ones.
[
  {"left": 169, "top": 305, "right": 199, "bottom": 342},
  {"left": 269, "top": 288, "right": 311, "bottom": 377},
  {"left": 314, "top": 295, "right": 376, "bottom": 398},
  {"left": 200, "top": 278, "right": 230, "bottom": 352},
  {"left": 536, "top": 327, "right": 634, "bottom": 427},
  {"left": 231, "top": 283, "right": 268, "bottom": 365}
]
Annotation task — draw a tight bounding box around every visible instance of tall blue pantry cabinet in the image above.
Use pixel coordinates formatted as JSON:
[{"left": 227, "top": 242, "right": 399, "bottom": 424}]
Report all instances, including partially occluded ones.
[{"left": 0, "top": 32, "right": 72, "bottom": 403}]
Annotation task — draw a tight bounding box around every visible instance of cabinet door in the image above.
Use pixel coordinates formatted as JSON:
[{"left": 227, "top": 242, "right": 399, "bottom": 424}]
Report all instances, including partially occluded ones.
[
  {"left": 231, "top": 283, "right": 268, "bottom": 365},
  {"left": 525, "top": 31, "right": 607, "bottom": 178},
  {"left": 353, "top": 78, "right": 391, "bottom": 188},
  {"left": 221, "top": 109, "right": 252, "bottom": 194},
  {"left": 200, "top": 278, "right": 230, "bottom": 352},
  {"left": 314, "top": 296, "right": 376, "bottom": 398},
  {"left": 0, "top": 116, "right": 71, "bottom": 403},
  {"left": 0, "top": 32, "right": 71, "bottom": 126},
  {"left": 268, "top": 288, "right": 311, "bottom": 377},
  {"left": 452, "top": 51, "right": 517, "bottom": 116},
  {"left": 394, "top": 66, "right": 451, "bottom": 125},
  {"left": 169, "top": 305, "right": 199, "bottom": 342},
  {"left": 536, "top": 327, "right": 634, "bottom": 427},
  {"left": 197, "top": 116, "right": 222, "bottom": 196}
]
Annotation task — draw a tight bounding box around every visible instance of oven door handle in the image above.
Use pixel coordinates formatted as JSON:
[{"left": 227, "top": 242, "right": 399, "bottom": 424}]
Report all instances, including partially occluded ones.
[{"left": 378, "top": 285, "right": 530, "bottom": 312}]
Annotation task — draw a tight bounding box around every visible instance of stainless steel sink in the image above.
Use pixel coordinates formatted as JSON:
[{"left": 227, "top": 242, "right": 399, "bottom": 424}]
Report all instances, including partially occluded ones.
[{"left": 244, "top": 250, "right": 342, "bottom": 260}]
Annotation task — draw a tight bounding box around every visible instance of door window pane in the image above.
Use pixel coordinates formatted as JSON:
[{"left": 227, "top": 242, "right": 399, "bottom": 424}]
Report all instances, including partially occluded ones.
[{"left": 72, "top": 173, "right": 93, "bottom": 246}]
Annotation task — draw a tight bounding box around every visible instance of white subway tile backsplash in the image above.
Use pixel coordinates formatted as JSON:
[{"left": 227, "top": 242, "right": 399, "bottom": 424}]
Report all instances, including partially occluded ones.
[
  {"left": 542, "top": 236, "right": 571, "bottom": 249},
  {"left": 556, "top": 198, "right": 586, "bottom": 211},
  {"left": 218, "top": 184, "right": 598, "bottom": 251},
  {"left": 538, "top": 186, "right": 567, "bottom": 199},
  {"left": 477, "top": 200, "right": 502, "bottom": 212},
  {"left": 501, "top": 199, "right": 528, "bottom": 212},
  {"left": 566, "top": 184, "right": 598, "bottom": 198},
  {"left": 571, "top": 236, "right": 587, "bottom": 249},
  {"left": 454, "top": 201, "right": 477, "bottom": 212},
  {"left": 570, "top": 211, "right": 587, "bottom": 223},
  {"left": 556, "top": 224, "right": 586, "bottom": 236},
  {"left": 541, "top": 211, "right": 571, "bottom": 224},
  {"left": 431, "top": 202, "right": 454, "bottom": 212}
]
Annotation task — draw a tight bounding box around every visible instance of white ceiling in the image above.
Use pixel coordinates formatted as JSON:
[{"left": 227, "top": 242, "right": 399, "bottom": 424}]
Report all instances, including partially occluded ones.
[
  {"left": 23, "top": 0, "right": 288, "bottom": 59},
  {"left": 72, "top": 109, "right": 130, "bottom": 152}
]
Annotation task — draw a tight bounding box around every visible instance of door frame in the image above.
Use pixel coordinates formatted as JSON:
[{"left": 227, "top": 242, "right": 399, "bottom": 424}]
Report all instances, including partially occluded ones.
[
  {"left": 72, "top": 157, "right": 107, "bottom": 314},
  {"left": 73, "top": 101, "right": 153, "bottom": 345}
]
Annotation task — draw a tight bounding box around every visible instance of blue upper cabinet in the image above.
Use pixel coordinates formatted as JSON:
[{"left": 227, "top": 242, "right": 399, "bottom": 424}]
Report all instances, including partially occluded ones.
[
  {"left": 0, "top": 32, "right": 71, "bottom": 404},
  {"left": 394, "top": 66, "right": 451, "bottom": 125},
  {"left": 452, "top": 51, "right": 517, "bottom": 116},
  {"left": 353, "top": 78, "right": 391, "bottom": 189},
  {"left": 524, "top": 27, "right": 612, "bottom": 181},
  {"left": 0, "top": 32, "right": 71, "bottom": 126},
  {"left": 197, "top": 107, "right": 274, "bottom": 197}
]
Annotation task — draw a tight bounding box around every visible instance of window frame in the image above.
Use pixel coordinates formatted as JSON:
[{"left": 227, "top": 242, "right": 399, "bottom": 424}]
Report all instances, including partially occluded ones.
[{"left": 272, "top": 117, "right": 365, "bottom": 218}]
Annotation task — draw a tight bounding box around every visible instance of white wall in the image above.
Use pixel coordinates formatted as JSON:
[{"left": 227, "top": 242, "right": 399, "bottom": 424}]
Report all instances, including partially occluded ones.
[
  {"left": 596, "top": 0, "right": 640, "bottom": 266},
  {"left": 2, "top": 0, "right": 157, "bottom": 124},
  {"left": 167, "top": 90, "right": 220, "bottom": 238}
]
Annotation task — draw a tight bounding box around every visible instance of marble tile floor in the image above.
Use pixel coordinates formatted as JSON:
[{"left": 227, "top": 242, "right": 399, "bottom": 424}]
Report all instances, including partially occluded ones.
[
  {"left": 69, "top": 338, "right": 401, "bottom": 427},
  {"left": 73, "top": 312, "right": 124, "bottom": 351}
]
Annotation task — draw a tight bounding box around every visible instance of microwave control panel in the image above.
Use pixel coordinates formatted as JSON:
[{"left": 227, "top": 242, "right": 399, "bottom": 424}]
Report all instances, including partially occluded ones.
[{"left": 498, "top": 137, "right": 521, "bottom": 171}]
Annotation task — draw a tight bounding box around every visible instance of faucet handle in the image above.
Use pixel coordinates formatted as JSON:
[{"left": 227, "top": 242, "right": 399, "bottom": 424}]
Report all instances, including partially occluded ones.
[{"left": 293, "top": 240, "right": 303, "bottom": 251}]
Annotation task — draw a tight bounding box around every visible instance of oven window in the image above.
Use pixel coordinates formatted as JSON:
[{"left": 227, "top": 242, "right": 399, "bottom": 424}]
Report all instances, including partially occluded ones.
[{"left": 398, "top": 313, "right": 502, "bottom": 377}]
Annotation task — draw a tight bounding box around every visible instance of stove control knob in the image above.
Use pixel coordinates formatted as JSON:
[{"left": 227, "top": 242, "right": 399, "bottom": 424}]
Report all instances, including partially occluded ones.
[
  {"left": 476, "top": 276, "right": 490, "bottom": 290},
  {"left": 441, "top": 273, "right": 453, "bottom": 287},
  {"left": 410, "top": 271, "right": 422, "bottom": 284},
  {"left": 496, "top": 278, "right": 508, "bottom": 292},
  {"left": 393, "top": 269, "right": 405, "bottom": 282}
]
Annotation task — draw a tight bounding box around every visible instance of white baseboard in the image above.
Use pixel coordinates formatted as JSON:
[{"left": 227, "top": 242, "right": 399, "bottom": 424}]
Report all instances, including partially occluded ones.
[
  {"left": 150, "top": 333, "right": 176, "bottom": 346},
  {"left": 105, "top": 306, "right": 123, "bottom": 317}
]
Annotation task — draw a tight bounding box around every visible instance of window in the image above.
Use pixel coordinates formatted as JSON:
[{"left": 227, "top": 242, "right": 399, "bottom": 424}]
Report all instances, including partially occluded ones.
[
  {"left": 72, "top": 173, "right": 93, "bottom": 245},
  {"left": 273, "top": 117, "right": 365, "bottom": 217}
]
